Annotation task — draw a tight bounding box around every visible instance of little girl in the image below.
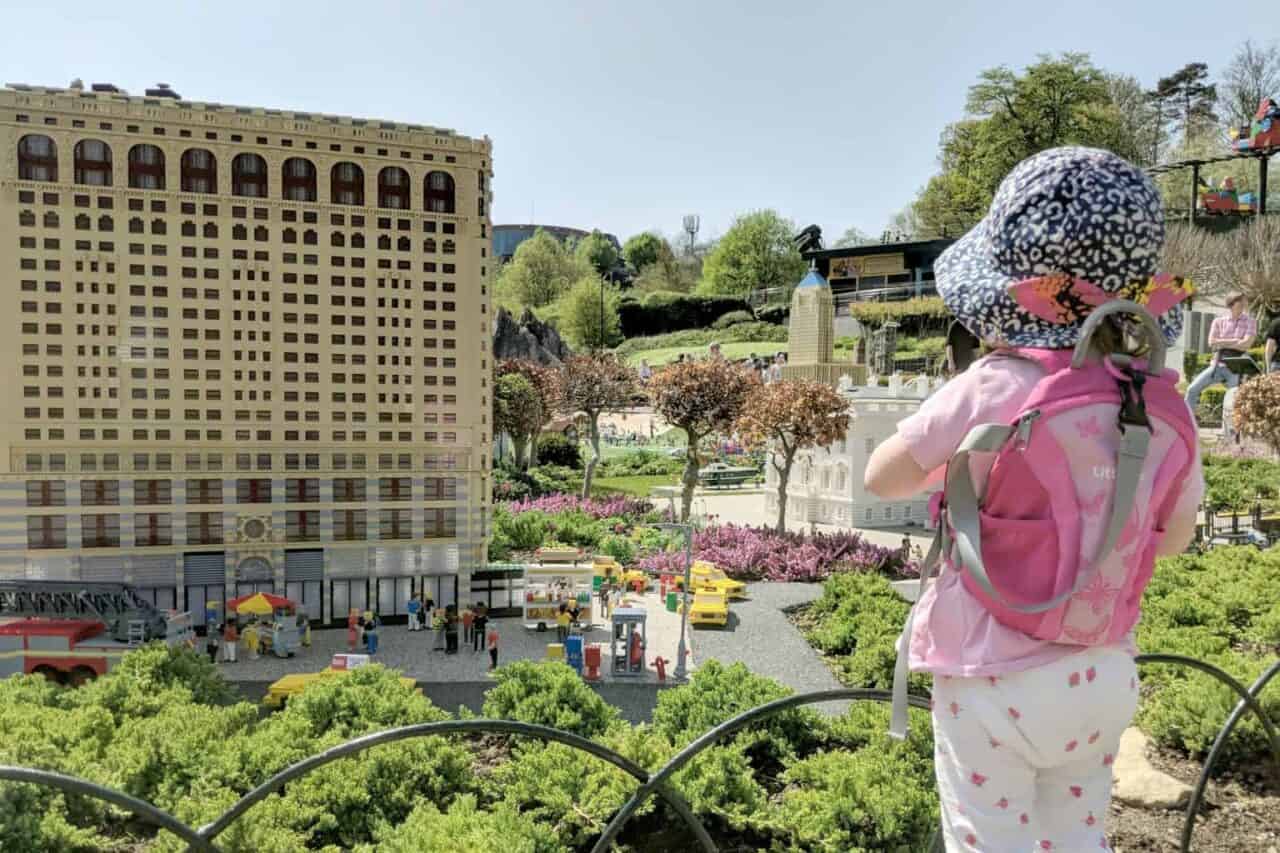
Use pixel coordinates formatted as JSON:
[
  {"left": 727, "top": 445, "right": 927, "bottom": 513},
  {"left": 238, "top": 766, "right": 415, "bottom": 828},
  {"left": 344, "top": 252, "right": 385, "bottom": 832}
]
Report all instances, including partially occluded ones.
[{"left": 866, "top": 147, "right": 1203, "bottom": 851}]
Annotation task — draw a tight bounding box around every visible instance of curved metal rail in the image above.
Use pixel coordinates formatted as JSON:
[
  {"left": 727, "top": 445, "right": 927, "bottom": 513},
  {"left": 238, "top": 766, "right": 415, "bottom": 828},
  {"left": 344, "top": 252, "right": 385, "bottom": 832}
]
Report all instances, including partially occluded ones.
[{"left": 0, "top": 654, "right": 1274, "bottom": 853}]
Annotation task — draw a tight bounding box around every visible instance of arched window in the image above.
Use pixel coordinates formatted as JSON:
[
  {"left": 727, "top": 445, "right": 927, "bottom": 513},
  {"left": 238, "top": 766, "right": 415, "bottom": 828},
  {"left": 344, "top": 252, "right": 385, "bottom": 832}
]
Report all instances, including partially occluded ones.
[
  {"left": 331, "top": 232, "right": 345, "bottom": 248},
  {"left": 282, "top": 228, "right": 297, "bottom": 244},
  {"left": 377, "top": 235, "right": 391, "bottom": 251},
  {"left": 423, "top": 238, "right": 437, "bottom": 253},
  {"left": 232, "top": 224, "right": 247, "bottom": 241},
  {"left": 231, "top": 153, "right": 268, "bottom": 198},
  {"left": 397, "top": 236, "right": 410, "bottom": 252},
  {"left": 378, "top": 167, "right": 410, "bottom": 209},
  {"left": 75, "top": 214, "right": 90, "bottom": 230},
  {"left": 97, "top": 215, "right": 113, "bottom": 232},
  {"left": 128, "top": 144, "right": 165, "bottom": 190},
  {"left": 74, "top": 139, "right": 113, "bottom": 186},
  {"left": 18, "top": 210, "right": 35, "bottom": 227},
  {"left": 129, "top": 217, "right": 145, "bottom": 234},
  {"left": 203, "top": 222, "right": 218, "bottom": 239},
  {"left": 351, "top": 233, "right": 365, "bottom": 249},
  {"left": 331, "top": 163, "right": 364, "bottom": 205},
  {"left": 424, "top": 171, "right": 454, "bottom": 213},
  {"left": 181, "top": 221, "right": 196, "bottom": 237},
  {"left": 253, "top": 226, "right": 268, "bottom": 242},
  {"left": 478, "top": 197, "right": 486, "bottom": 217},
  {"left": 303, "top": 230, "right": 317, "bottom": 246},
  {"left": 17, "top": 134, "right": 57, "bottom": 182},
  {"left": 181, "top": 149, "right": 217, "bottom": 194},
  {"left": 43, "top": 212, "right": 59, "bottom": 228},
  {"left": 282, "top": 157, "right": 317, "bottom": 202},
  {"left": 442, "top": 239, "right": 456, "bottom": 255},
  {"left": 151, "top": 218, "right": 166, "bottom": 235}
]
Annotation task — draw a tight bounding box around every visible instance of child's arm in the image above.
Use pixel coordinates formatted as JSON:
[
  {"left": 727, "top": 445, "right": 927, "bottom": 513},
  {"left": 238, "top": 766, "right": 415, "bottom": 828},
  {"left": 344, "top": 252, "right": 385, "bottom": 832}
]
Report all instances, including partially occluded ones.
[{"left": 864, "top": 434, "right": 935, "bottom": 499}]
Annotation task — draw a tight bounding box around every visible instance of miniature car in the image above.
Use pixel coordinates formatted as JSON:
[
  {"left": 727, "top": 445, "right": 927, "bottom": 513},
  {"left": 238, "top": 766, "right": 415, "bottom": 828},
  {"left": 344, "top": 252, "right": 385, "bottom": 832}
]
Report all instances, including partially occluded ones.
[
  {"left": 680, "top": 591, "right": 729, "bottom": 627},
  {"left": 262, "top": 667, "right": 419, "bottom": 708},
  {"left": 689, "top": 560, "right": 747, "bottom": 599},
  {"left": 620, "top": 569, "right": 649, "bottom": 590}
]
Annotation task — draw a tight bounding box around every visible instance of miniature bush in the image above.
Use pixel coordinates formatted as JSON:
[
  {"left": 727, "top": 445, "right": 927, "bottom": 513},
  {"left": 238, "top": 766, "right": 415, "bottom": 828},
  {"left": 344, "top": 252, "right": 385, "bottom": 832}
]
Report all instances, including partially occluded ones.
[
  {"left": 1197, "top": 385, "right": 1227, "bottom": 424},
  {"left": 597, "top": 449, "right": 684, "bottom": 477},
  {"left": 532, "top": 433, "right": 582, "bottom": 470},
  {"left": 1203, "top": 454, "right": 1280, "bottom": 511},
  {"left": 712, "top": 309, "right": 756, "bottom": 329},
  {"left": 1232, "top": 373, "right": 1280, "bottom": 456},
  {"left": 481, "top": 661, "right": 620, "bottom": 738},
  {"left": 1135, "top": 547, "right": 1280, "bottom": 765},
  {"left": 362, "top": 796, "right": 561, "bottom": 853}
]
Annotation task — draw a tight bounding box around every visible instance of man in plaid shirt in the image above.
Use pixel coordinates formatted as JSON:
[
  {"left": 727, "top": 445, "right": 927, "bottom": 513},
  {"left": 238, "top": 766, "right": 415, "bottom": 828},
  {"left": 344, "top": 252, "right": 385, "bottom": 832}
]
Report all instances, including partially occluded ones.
[{"left": 1185, "top": 292, "right": 1257, "bottom": 410}]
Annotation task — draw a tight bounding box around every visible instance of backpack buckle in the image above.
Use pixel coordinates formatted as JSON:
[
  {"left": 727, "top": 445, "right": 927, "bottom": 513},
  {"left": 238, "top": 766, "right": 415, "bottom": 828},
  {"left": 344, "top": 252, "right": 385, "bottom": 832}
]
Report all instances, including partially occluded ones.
[{"left": 1117, "top": 369, "right": 1151, "bottom": 431}]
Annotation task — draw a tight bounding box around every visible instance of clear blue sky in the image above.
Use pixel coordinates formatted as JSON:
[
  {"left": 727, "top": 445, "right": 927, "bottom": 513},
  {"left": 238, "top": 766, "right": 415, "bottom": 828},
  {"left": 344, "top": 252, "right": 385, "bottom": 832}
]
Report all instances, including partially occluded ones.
[{"left": 1, "top": 1, "right": 1269, "bottom": 243}]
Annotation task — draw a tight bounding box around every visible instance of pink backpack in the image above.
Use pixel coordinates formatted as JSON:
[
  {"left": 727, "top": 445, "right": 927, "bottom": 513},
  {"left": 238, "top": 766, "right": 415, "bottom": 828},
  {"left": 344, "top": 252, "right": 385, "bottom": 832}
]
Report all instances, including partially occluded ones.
[{"left": 890, "top": 302, "right": 1198, "bottom": 738}]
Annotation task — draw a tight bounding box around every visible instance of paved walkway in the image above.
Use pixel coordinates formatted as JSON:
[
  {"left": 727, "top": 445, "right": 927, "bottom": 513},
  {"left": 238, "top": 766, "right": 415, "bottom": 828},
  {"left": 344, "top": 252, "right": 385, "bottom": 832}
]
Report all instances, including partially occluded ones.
[{"left": 687, "top": 581, "right": 850, "bottom": 712}]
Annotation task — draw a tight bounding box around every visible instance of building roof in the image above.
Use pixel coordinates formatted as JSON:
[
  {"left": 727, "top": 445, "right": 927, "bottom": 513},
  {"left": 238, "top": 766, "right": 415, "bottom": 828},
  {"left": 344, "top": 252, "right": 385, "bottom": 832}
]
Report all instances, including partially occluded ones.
[
  {"left": 795, "top": 268, "right": 829, "bottom": 289},
  {"left": 0, "top": 618, "right": 106, "bottom": 640},
  {"left": 2, "top": 82, "right": 488, "bottom": 148}
]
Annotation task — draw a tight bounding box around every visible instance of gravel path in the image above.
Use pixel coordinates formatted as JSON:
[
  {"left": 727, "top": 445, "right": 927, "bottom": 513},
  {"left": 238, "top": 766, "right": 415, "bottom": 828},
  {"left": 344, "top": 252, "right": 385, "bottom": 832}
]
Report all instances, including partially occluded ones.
[{"left": 688, "top": 582, "right": 850, "bottom": 712}]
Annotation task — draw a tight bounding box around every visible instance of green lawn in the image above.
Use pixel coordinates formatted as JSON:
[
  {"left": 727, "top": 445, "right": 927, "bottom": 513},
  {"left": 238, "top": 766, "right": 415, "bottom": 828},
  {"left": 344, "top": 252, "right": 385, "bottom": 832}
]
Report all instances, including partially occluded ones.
[{"left": 588, "top": 474, "right": 678, "bottom": 497}]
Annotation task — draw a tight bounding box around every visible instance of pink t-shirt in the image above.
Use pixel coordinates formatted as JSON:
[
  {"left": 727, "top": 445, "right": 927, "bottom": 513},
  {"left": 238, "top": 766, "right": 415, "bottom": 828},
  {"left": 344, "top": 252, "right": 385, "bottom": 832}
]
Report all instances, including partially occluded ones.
[{"left": 896, "top": 354, "right": 1200, "bottom": 678}]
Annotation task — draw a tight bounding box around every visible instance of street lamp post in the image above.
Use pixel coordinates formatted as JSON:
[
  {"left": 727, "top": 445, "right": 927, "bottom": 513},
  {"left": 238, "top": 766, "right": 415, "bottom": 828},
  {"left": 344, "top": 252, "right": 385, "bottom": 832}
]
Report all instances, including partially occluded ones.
[{"left": 655, "top": 522, "right": 693, "bottom": 680}]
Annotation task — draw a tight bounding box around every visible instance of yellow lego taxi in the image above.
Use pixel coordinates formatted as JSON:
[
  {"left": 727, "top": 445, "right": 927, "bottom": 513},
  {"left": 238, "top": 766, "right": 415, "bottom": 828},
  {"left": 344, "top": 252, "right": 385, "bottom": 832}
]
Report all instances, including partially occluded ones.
[
  {"left": 680, "top": 560, "right": 747, "bottom": 600},
  {"left": 680, "top": 590, "right": 730, "bottom": 627},
  {"left": 263, "top": 667, "right": 419, "bottom": 708}
]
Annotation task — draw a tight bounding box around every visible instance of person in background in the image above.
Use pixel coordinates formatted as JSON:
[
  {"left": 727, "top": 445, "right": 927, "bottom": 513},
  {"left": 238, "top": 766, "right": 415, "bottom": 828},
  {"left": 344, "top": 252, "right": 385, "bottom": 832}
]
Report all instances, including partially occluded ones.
[
  {"left": 206, "top": 621, "right": 220, "bottom": 663},
  {"left": 445, "top": 605, "right": 459, "bottom": 654},
  {"left": 556, "top": 603, "right": 570, "bottom": 643},
  {"left": 461, "top": 603, "right": 475, "bottom": 646},
  {"left": 708, "top": 341, "right": 723, "bottom": 360},
  {"left": 472, "top": 601, "right": 488, "bottom": 652},
  {"left": 222, "top": 619, "right": 238, "bottom": 663},
  {"left": 346, "top": 609, "right": 359, "bottom": 652},
  {"left": 365, "top": 612, "right": 380, "bottom": 655},
  {"left": 769, "top": 352, "right": 785, "bottom": 383},
  {"left": 487, "top": 623, "right": 500, "bottom": 671},
  {"left": 1264, "top": 312, "right": 1280, "bottom": 373},
  {"left": 638, "top": 359, "right": 653, "bottom": 381},
  {"left": 244, "top": 620, "right": 261, "bottom": 660},
  {"left": 406, "top": 593, "right": 421, "bottom": 632},
  {"left": 1185, "top": 292, "right": 1256, "bottom": 410}
]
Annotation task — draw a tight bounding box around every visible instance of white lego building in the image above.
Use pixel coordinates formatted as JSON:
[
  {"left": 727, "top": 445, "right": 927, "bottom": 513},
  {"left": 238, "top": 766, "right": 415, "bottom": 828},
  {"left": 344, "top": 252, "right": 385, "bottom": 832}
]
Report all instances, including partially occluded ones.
[{"left": 764, "top": 374, "right": 942, "bottom": 530}]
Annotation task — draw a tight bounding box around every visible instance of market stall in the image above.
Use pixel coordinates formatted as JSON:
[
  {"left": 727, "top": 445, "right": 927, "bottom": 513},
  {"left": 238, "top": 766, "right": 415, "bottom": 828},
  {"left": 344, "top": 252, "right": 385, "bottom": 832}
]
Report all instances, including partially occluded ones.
[{"left": 522, "top": 563, "right": 594, "bottom": 630}]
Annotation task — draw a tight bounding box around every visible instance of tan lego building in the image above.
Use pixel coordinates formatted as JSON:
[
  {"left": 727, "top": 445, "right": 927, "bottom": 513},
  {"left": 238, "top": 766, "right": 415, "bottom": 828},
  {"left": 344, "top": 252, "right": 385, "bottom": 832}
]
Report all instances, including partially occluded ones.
[
  {"left": 780, "top": 267, "right": 866, "bottom": 386},
  {"left": 0, "top": 81, "right": 493, "bottom": 625}
]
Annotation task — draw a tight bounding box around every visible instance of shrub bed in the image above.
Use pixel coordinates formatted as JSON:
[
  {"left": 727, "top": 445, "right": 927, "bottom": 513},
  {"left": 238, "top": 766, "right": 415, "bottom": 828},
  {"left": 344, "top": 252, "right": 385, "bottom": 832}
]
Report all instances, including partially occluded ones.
[
  {"left": 617, "top": 292, "right": 753, "bottom": 337},
  {"left": 1203, "top": 454, "right": 1280, "bottom": 512},
  {"left": 612, "top": 321, "right": 786, "bottom": 358},
  {"left": 0, "top": 646, "right": 938, "bottom": 852}
]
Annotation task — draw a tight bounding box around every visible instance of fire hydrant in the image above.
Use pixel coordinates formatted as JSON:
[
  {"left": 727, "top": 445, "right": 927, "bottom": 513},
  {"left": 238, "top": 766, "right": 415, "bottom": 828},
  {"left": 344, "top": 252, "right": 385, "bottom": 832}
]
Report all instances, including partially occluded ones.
[{"left": 651, "top": 656, "right": 669, "bottom": 682}]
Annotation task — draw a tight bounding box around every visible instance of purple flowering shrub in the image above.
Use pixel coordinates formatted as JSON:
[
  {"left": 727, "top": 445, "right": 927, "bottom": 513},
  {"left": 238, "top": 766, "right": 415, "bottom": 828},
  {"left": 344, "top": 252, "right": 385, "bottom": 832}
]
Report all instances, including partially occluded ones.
[
  {"left": 638, "top": 523, "right": 916, "bottom": 583},
  {"left": 504, "top": 494, "right": 657, "bottom": 521}
]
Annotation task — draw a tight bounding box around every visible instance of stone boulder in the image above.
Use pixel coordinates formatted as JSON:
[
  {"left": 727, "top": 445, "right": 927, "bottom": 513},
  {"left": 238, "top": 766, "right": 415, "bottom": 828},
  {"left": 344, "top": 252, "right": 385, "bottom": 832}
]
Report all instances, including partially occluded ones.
[
  {"left": 1112, "top": 727, "right": 1193, "bottom": 810},
  {"left": 492, "top": 306, "right": 572, "bottom": 365}
]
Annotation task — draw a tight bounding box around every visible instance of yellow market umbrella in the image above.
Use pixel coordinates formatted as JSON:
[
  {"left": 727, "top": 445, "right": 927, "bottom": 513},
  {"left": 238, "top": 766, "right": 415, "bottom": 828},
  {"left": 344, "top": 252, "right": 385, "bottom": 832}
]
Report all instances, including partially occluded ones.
[{"left": 226, "top": 592, "right": 294, "bottom": 616}]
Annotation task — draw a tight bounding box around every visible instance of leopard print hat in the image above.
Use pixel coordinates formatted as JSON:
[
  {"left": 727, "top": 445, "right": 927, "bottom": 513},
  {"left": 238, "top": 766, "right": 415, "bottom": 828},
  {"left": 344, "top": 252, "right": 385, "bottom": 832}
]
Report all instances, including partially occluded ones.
[{"left": 934, "top": 147, "right": 1184, "bottom": 348}]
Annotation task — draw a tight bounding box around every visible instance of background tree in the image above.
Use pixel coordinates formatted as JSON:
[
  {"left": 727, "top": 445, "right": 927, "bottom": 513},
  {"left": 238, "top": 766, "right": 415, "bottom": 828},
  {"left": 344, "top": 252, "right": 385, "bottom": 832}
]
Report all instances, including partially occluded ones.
[
  {"left": 495, "top": 229, "right": 592, "bottom": 310},
  {"left": 622, "top": 232, "right": 667, "bottom": 273},
  {"left": 1107, "top": 73, "right": 1165, "bottom": 166},
  {"left": 1214, "top": 216, "right": 1280, "bottom": 315},
  {"left": 573, "top": 230, "right": 620, "bottom": 278},
  {"left": 698, "top": 210, "right": 807, "bottom": 297},
  {"left": 498, "top": 360, "right": 561, "bottom": 466},
  {"left": 493, "top": 372, "right": 544, "bottom": 471},
  {"left": 735, "top": 380, "right": 851, "bottom": 532},
  {"left": 1218, "top": 40, "right": 1280, "bottom": 129},
  {"left": 912, "top": 54, "right": 1142, "bottom": 234},
  {"left": 831, "top": 226, "right": 877, "bottom": 249},
  {"left": 556, "top": 274, "right": 623, "bottom": 350},
  {"left": 648, "top": 359, "right": 758, "bottom": 521},
  {"left": 634, "top": 238, "right": 698, "bottom": 293},
  {"left": 1148, "top": 62, "right": 1218, "bottom": 147},
  {"left": 558, "top": 353, "right": 640, "bottom": 498}
]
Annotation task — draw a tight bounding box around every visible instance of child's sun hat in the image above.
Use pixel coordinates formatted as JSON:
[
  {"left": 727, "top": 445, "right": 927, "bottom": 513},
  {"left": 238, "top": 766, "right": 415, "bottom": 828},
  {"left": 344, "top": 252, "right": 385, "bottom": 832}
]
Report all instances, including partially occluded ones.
[{"left": 934, "top": 146, "right": 1192, "bottom": 348}]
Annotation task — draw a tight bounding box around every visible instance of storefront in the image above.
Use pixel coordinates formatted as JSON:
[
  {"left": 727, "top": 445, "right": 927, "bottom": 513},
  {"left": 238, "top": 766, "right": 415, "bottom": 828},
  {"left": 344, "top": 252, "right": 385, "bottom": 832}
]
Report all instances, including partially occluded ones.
[
  {"left": 284, "top": 549, "right": 324, "bottom": 621},
  {"left": 183, "top": 551, "right": 226, "bottom": 627},
  {"left": 470, "top": 564, "right": 525, "bottom": 617}
]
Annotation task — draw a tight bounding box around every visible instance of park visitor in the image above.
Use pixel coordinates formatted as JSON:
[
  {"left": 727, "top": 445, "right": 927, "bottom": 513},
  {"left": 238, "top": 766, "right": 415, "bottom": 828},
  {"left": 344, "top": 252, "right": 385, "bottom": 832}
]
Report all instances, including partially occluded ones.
[
  {"left": 365, "top": 612, "right": 380, "bottom": 655},
  {"left": 406, "top": 594, "right": 421, "bottom": 632},
  {"left": 638, "top": 359, "right": 652, "bottom": 381},
  {"left": 472, "top": 602, "right": 488, "bottom": 652},
  {"left": 865, "top": 147, "right": 1203, "bottom": 852},
  {"left": 556, "top": 604, "right": 570, "bottom": 642},
  {"left": 206, "top": 622, "right": 220, "bottom": 664},
  {"left": 1264, "top": 312, "right": 1280, "bottom": 373},
  {"left": 1184, "top": 292, "right": 1256, "bottom": 410},
  {"left": 487, "top": 624, "right": 500, "bottom": 670},
  {"left": 461, "top": 603, "right": 475, "bottom": 645},
  {"left": 221, "top": 619, "right": 238, "bottom": 663}
]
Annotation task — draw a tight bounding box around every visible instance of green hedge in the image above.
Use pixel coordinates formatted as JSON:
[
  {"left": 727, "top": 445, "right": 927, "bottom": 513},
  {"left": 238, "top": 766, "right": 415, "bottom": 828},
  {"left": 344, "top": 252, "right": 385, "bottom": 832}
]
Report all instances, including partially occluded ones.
[
  {"left": 1203, "top": 455, "right": 1280, "bottom": 512},
  {"left": 1183, "top": 346, "right": 1268, "bottom": 379},
  {"left": 0, "top": 642, "right": 938, "bottom": 852},
  {"left": 613, "top": 321, "right": 786, "bottom": 358},
  {"left": 617, "top": 291, "right": 752, "bottom": 337}
]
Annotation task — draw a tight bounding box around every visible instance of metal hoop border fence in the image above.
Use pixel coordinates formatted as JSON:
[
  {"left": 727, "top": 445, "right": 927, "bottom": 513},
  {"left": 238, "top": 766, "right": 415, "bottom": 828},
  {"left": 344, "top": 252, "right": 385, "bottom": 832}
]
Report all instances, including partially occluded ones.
[{"left": 0, "top": 652, "right": 1275, "bottom": 853}]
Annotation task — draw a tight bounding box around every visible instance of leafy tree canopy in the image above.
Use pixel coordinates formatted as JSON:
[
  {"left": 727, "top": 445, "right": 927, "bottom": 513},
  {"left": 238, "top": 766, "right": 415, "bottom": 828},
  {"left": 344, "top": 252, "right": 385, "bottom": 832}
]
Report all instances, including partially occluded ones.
[
  {"left": 556, "top": 274, "right": 623, "bottom": 350},
  {"left": 622, "top": 232, "right": 668, "bottom": 272},
  {"left": 698, "top": 210, "right": 807, "bottom": 297},
  {"left": 573, "top": 229, "right": 620, "bottom": 278},
  {"left": 495, "top": 229, "right": 592, "bottom": 310}
]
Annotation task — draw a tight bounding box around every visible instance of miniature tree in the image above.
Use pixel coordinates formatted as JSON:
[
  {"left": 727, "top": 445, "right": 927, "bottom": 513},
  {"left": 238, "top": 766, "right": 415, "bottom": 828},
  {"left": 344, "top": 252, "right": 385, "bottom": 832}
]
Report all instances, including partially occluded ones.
[
  {"left": 736, "top": 379, "right": 851, "bottom": 532},
  {"left": 1232, "top": 373, "right": 1280, "bottom": 457},
  {"left": 648, "top": 359, "right": 759, "bottom": 521},
  {"left": 558, "top": 353, "right": 641, "bottom": 498},
  {"left": 498, "top": 360, "right": 561, "bottom": 467},
  {"left": 492, "top": 372, "right": 544, "bottom": 470}
]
